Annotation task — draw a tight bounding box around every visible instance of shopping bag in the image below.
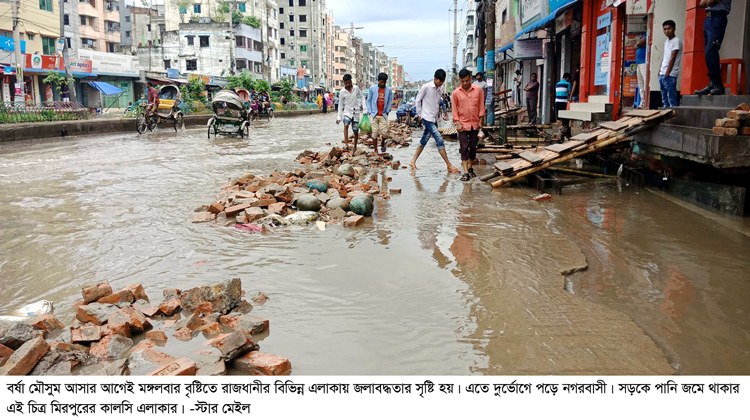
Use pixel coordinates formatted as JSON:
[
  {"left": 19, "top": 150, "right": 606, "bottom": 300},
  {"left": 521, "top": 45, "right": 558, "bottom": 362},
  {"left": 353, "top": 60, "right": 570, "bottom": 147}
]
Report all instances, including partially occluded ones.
[{"left": 359, "top": 114, "right": 372, "bottom": 134}]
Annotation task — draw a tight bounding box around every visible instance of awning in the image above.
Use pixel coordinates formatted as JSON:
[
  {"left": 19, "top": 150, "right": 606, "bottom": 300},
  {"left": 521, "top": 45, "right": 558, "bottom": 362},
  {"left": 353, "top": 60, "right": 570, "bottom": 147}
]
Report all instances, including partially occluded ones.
[
  {"left": 515, "top": 0, "right": 579, "bottom": 39},
  {"left": 24, "top": 68, "right": 97, "bottom": 78},
  {"left": 87, "top": 81, "right": 124, "bottom": 95},
  {"left": 497, "top": 42, "right": 514, "bottom": 54}
]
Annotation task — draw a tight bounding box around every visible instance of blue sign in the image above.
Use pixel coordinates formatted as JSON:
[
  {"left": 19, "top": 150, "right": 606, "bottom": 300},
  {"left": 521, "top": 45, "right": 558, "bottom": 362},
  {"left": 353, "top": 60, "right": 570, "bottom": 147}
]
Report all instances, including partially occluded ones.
[
  {"left": 595, "top": 33, "right": 611, "bottom": 86},
  {"left": 0, "top": 36, "right": 14, "bottom": 52},
  {"left": 548, "top": 0, "right": 575, "bottom": 12},
  {"left": 597, "top": 11, "right": 612, "bottom": 30},
  {"left": 166, "top": 68, "right": 180, "bottom": 79}
]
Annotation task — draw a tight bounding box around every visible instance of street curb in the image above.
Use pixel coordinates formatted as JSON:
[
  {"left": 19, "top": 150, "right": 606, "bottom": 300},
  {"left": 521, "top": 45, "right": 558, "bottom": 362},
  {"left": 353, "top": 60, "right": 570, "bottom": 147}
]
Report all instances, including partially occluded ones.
[{"left": 0, "top": 109, "right": 322, "bottom": 143}]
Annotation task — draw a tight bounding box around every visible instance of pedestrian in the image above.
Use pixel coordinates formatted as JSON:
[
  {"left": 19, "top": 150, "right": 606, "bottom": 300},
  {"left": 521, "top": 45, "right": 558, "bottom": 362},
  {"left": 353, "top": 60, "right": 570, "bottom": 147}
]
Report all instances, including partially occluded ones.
[
  {"left": 513, "top": 70, "right": 522, "bottom": 106},
  {"left": 317, "top": 93, "right": 323, "bottom": 109},
  {"left": 659, "top": 20, "right": 682, "bottom": 107},
  {"left": 695, "top": 0, "right": 731, "bottom": 95},
  {"left": 322, "top": 91, "right": 328, "bottom": 113},
  {"left": 635, "top": 26, "right": 648, "bottom": 108},
  {"left": 61, "top": 84, "right": 70, "bottom": 103},
  {"left": 336, "top": 74, "right": 364, "bottom": 152},
  {"left": 524, "top": 72, "right": 540, "bottom": 124},
  {"left": 452, "top": 68, "right": 486, "bottom": 181},
  {"left": 555, "top": 73, "right": 572, "bottom": 138},
  {"left": 569, "top": 68, "right": 580, "bottom": 103},
  {"left": 366, "top": 72, "right": 394, "bottom": 154},
  {"left": 334, "top": 93, "right": 339, "bottom": 111},
  {"left": 409, "top": 69, "right": 460, "bottom": 173}
]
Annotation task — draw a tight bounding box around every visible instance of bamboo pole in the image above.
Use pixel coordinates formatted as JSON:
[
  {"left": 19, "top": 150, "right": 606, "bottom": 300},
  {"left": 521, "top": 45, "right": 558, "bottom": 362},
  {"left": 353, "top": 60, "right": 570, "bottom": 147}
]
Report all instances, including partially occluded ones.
[{"left": 545, "top": 167, "right": 619, "bottom": 179}]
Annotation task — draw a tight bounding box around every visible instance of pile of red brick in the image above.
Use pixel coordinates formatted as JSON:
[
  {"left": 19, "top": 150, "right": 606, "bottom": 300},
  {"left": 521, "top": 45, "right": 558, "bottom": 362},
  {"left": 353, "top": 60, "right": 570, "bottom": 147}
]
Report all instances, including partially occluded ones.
[
  {"left": 0, "top": 279, "right": 290, "bottom": 376},
  {"left": 713, "top": 103, "right": 750, "bottom": 137}
]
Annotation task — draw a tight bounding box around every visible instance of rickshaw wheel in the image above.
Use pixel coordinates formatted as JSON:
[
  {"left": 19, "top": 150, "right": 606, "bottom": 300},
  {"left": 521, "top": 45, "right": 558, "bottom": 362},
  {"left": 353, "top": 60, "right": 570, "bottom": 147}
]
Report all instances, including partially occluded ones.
[
  {"left": 174, "top": 114, "right": 184, "bottom": 131},
  {"left": 266, "top": 109, "right": 274, "bottom": 120},
  {"left": 136, "top": 113, "right": 148, "bottom": 134},
  {"left": 147, "top": 114, "right": 157, "bottom": 131},
  {"left": 245, "top": 123, "right": 250, "bottom": 137}
]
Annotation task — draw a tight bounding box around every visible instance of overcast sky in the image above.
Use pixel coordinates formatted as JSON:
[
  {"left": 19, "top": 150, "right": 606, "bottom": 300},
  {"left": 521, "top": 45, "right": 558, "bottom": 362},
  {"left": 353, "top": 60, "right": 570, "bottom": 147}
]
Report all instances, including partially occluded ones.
[{"left": 325, "top": 0, "right": 459, "bottom": 81}]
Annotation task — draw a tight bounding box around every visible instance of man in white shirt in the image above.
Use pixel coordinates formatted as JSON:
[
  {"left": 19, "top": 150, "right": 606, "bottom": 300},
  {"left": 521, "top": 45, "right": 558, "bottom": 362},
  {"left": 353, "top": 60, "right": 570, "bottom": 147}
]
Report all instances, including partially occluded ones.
[
  {"left": 336, "top": 73, "right": 364, "bottom": 151},
  {"left": 659, "top": 20, "right": 682, "bottom": 107},
  {"left": 409, "top": 69, "right": 460, "bottom": 173}
]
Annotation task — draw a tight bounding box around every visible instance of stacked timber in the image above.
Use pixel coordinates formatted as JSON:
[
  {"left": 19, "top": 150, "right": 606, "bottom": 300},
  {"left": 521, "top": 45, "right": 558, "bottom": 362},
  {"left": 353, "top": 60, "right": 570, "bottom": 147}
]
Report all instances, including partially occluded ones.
[
  {"left": 713, "top": 103, "right": 750, "bottom": 136},
  {"left": 481, "top": 109, "right": 675, "bottom": 188}
]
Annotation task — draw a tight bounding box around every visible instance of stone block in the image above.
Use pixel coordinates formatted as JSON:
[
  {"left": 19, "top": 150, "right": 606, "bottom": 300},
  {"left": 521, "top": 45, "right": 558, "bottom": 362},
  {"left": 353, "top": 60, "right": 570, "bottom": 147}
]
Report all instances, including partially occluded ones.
[
  {"left": 0, "top": 337, "right": 50, "bottom": 375},
  {"left": 148, "top": 357, "right": 197, "bottom": 376},
  {"left": 343, "top": 215, "right": 365, "bottom": 227},
  {"left": 82, "top": 282, "right": 113, "bottom": 304},
  {"left": 232, "top": 351, "right": 291, "bottom": 376},
  {"left": 76, "top": 303, "right": 117, "bottom": 325},
  {"left": 89, "top": 335, "right": 133, "bottom": 361},
  {"left": 193, "top": 348, "right": 226, "bottom": 376},
  {"left": 71, "top": 325, "right": 103, "bottom": 343},
  {"left": 206, "top": 331, "right": 257, "bottom": 361},
  {"left": 179, "top": 278, "right": 241, "bottom": 314},
  {"left": 251, "top": 292, "right": 268, "bottom": 305},
  {"left": 30, "top": 314, "right": 65, "bottom": 332},
  {"left": 30, "top": 345, "right": 94, "bottom": 376}
]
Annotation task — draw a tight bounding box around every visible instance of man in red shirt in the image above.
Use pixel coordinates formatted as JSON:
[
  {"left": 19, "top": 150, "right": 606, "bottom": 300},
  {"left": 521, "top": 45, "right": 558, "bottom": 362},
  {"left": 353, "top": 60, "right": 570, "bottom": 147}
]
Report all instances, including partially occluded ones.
[
  {"left": 366, "top": 73, "right": 393, "bottom": 154},
  {"left": 452, "top": 68, "right": 486, "bottom": 181},
  {"left": 146, "top": 81, "right": 160, "bottom": 118}
]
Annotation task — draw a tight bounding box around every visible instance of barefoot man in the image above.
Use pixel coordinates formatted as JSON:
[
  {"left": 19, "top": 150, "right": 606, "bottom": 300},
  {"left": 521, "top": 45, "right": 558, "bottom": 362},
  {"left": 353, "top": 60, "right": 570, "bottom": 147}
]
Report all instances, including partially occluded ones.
[
  {"left": 410, "top": 69, "right": 460, "bottom": 173},
  {"left": 336, "top": 74, "right": 364, "bottom": 151}
]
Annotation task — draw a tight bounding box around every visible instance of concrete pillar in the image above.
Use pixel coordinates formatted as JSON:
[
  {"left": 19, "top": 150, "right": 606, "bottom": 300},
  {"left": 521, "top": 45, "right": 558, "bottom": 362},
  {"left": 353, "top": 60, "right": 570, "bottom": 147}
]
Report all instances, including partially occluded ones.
[{"left": 681, "top": 0, "right": 708, "bottom": 94}]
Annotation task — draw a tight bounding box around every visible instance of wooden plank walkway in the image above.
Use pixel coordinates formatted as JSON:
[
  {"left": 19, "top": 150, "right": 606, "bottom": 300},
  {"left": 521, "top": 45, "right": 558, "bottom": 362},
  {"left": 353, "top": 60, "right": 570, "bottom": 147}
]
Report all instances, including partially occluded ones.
[{"left": 481, "top": 109, "right": 675, "bottom": 187}]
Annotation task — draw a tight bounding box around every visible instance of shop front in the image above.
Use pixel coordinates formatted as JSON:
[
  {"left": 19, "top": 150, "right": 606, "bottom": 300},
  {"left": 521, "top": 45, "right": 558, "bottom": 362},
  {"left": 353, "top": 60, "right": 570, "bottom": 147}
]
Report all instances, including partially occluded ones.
[{"left": 77, "top": 50, "right": 138, "bottom": 109}]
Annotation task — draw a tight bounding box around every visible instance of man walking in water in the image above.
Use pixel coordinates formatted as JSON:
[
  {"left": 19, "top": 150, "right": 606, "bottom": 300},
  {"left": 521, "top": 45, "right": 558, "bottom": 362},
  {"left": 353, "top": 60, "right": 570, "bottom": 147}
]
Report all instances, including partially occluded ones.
[
  {"left": 336, "top": 74, "right": 364, "bottom": 151},
  {"left": 452, "top": 68, "right": 486, "bottom": 181},
  {"left": 366, "top": 72, "right": 393, "bottom": 154},
  {"left": 410, "top": 69, "right": 460, "bottom": 173}
]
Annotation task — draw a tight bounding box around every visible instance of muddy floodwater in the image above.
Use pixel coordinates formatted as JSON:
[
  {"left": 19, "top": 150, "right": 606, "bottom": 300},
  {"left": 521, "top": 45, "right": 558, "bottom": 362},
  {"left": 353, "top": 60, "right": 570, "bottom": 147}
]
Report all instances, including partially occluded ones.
[{"left": 1, "top": 113, "right": 748, "bottom": 375}]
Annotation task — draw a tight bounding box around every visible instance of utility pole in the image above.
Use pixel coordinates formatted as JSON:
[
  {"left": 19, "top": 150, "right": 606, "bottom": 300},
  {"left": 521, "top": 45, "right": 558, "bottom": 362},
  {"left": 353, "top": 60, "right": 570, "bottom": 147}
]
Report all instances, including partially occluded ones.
[
  {"left": 451, "top": 0, "right": 459, "bottom": 85},
  {"left": 12, "top": 0, "right": 24, "bottom": 104},
  {"left": 59, "top": 0, "right": 77, "bottom": 102},
  {"left": 485, "top": 0, "right": 495, "bottom": 125}
]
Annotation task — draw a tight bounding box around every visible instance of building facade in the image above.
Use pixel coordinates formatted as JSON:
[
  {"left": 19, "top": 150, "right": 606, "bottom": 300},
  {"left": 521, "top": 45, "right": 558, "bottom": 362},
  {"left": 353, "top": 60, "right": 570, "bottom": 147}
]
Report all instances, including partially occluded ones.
[{"left": 277, "top": 0, "right": 327, "bottom": 88}]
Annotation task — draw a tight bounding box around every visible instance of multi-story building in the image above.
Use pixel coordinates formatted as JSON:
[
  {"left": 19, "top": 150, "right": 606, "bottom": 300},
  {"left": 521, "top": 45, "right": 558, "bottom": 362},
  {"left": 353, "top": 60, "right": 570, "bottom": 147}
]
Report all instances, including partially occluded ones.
[
  {"left": 323, "top": 9, "right": 334, "bottom": 89},
  {"left": 0, "top": 0, "right": 62, "bottom": 102},
  {"left": 234, "top": 23, "right": 264, "bottom": 79},
  {"left": 64, "top": 0, "right": 121, "bottom": 54},
  {"left": 277, "top": 0, "right": 327, "bottom": 89},
  {"left": 331, "top": 25, "right": 349, "bottom": 90},
  {"left": 461, "top": 1, "right": 478, "bottom": 72},
  {"left": 119, "top": 2, "right": 166, "bottom": 55},
  {"left": 390, "top": 57, "right": 403, "bottom": 89}
]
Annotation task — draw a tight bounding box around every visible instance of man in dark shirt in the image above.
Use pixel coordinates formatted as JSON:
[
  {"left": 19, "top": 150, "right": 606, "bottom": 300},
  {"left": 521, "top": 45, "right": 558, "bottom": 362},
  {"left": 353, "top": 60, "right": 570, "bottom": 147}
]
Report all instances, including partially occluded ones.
[
  {"left": 524, "top": 73, "right": 540, "bottom": 124},
  {"left": 695, "top": 0, "right": 731, "bottom": 95}
]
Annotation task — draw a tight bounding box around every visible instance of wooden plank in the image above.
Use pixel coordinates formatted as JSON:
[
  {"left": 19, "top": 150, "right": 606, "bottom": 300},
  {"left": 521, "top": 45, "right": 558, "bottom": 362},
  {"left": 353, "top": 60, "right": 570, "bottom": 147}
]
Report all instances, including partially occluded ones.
[
  {"left": 545, "top": 140, "right": 585, "bottom": 153},
  {"left": 494, "top": 161, "right": 514, "bottom": 174},
  {"left": 570, "top": 131, "right": 600, "bottom": 142},
  {"left": 518, "top": 151, "right": 544, "bottom": 165},
  {"left": 535, "top": 149, "right": 560, "bottom": 162},
  {"left": 625, "top": 109, "right": 660, "bottom": 118},
  {"left": 599, "top": 121, "right": 627, "bottom": 131},
  {"left": 494, "top": 154, "right": 514, "bottom": 160}
]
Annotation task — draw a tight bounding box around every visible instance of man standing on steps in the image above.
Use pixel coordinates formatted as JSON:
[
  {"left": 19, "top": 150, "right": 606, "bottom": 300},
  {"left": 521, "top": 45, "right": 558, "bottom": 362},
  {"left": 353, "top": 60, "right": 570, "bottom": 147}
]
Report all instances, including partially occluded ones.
[
  {"left": 659, "top": 20, "right": 682, "bottom": 107},
  {"left": 366, "top": 72, "right": 393, "bottom": 155},
  {"left": 336, "top": 74, "right": 364, "bottom": 152},
  {"left": 695, "top": 0, "right": 731, "bottom": 96},
  {"left": 555, "top": 73, "right": 572, "bottom": 139},
  {"left": 410, "top": 69, "right": 460, "bottom": 173},
  {"left": 452, "top": 68, "right": 486, "bottom": 182}
]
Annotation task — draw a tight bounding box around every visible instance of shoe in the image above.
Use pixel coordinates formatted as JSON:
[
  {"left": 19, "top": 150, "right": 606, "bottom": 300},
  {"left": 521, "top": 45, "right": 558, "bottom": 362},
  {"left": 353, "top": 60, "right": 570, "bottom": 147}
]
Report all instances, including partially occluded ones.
[
  {"left": 460, "top": 173, "right": 470, "bottom": 181},
  {"left": 694, "top": 85, "right": 712, "bottom": 95},
  {"left": 709, "top": 87, "right": 725, "bottom": 95},
  {"left": 468, "top": 169, "right": 476, "bottom": 178}
]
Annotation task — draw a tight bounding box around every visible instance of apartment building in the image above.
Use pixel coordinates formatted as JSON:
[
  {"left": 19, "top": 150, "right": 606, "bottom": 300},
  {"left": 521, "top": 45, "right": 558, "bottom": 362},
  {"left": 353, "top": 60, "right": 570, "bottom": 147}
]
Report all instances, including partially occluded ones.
[
  {"left": 64, "top": 0, "right": 121, "bottom": 54},
  {"left": 277, "top": 0, "right": 327, "bottom": 89}
]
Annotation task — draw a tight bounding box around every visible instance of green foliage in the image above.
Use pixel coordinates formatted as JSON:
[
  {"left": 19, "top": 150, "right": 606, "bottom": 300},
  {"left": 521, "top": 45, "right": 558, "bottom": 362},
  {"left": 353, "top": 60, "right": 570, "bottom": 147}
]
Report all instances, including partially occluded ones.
[
  {"left": 42, "top": 72, "right": 70, "bottom": 93},
  {"left": 242, "top": 16, "right": 261, "bottom": 28},
  {"left": 226, "top": 70, "right": 255, "bottom": 91},
  {"left": 179, "top": 78, "right": 207, "bottom": 105},
  {"left": 273, "top": 79, "right": 299, "bottom": 103}
]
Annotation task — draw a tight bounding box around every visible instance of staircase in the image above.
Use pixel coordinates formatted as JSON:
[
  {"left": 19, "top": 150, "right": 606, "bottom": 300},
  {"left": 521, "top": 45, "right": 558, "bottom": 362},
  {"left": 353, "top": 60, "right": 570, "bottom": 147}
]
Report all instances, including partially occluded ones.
[{"left": 558, "top": 95, "right": 613, "bottom": 123}]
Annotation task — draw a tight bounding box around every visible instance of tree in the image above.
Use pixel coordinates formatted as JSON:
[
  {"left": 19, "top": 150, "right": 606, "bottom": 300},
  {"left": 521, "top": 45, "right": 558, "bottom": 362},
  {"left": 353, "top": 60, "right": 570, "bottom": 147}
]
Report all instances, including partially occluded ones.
[
  {"left": 42, "top": 72, "right": 70, "bottom": 93},
  {"left": 273, "top": 79, "right": 298, "bottom": 102},
  {"left": 226, "top": 70, "right": 255, "bottom": 91},
  {"left": 180, "top": 77, "right": 206, "bottom": 104}
]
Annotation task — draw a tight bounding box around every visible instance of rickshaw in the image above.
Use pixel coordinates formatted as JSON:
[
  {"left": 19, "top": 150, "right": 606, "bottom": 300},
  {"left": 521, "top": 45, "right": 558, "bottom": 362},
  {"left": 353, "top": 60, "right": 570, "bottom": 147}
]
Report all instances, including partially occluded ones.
[
  {"left": 136, "top": 84, "right": 184, "bottom": 134},
  {"left": 207, "top": 89, "right": 250, "bottom": 138}
]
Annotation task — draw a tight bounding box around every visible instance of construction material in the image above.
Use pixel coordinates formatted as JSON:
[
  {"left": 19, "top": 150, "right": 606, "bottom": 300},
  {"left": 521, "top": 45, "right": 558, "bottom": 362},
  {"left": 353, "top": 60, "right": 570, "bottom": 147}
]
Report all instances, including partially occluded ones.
[
  {"left": 487, "top": 109, "right": 674, "bottom": 188},
  {"left": 712, "top": 103, "right": 750, "bottom": 136}
]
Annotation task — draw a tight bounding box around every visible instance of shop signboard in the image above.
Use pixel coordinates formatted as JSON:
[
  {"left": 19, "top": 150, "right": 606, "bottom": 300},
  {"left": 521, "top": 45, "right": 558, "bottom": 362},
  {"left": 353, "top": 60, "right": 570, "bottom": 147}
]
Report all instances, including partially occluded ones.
[
  {"left": 521, "top": 0, "right": 542, "bottom": 24},
  {"left": 626, "top": 0, "right": 648, "bottom": 14},
  {"left": 77, "top": 50, "right": 138, "bottom": 76},
  {"left": 71, "top": 59, "right": 93, "bottom": 74},
  {"left": 623, "top": 33, "right": 640, "bottom": 97},
  {"left": 514, "top": 38, "right": 544, "bottom": 59},
  {"left": 597, "top": 11, "right": 612, "bottom": 30},
  {"left": 24, "top": 54, "right": 62, "bottom": 71},
  {"left": 595, "top": 33, "right": 610, "bottom": 86},
  {"left": 0, "top": 35, "right": 14, "bottom": 52}
]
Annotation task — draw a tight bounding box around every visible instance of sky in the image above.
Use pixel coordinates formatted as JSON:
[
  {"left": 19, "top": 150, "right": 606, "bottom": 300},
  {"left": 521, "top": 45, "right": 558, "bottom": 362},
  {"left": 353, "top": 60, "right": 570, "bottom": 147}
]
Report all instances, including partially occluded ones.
[{"left": 325, "top": 0, "right": 461, "bottom": 82}]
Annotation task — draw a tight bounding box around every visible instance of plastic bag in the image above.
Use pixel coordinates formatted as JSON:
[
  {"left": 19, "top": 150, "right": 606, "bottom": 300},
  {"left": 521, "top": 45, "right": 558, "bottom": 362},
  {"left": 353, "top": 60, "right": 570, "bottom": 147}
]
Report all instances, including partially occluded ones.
[{"left": 359, "top": 114, "right": 372, "bottom": 134}]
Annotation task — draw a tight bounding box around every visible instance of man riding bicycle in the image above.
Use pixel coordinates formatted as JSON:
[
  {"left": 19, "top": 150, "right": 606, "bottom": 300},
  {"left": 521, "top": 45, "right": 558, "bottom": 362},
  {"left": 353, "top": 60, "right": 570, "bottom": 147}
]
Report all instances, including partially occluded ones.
[{"left": 146, "top": 81, "right": 160, "bottom": 118}]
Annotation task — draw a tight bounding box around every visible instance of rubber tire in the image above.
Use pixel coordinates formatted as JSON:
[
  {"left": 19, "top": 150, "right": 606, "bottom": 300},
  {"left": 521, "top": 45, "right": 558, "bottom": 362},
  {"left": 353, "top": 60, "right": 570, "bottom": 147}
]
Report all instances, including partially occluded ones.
[
  {"left": 136, "top": 113, "right": 147, "bottom": 134},
  {"left": 174, "top": 114, "right": 184, "bottom": 131}
]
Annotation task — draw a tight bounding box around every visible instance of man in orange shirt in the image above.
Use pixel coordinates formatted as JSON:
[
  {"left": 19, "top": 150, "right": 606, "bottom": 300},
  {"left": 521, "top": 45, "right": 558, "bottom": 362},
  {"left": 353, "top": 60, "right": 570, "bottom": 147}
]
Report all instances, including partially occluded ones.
[{"left": 452, "top": 68, "right": 486, "bottom": 181}]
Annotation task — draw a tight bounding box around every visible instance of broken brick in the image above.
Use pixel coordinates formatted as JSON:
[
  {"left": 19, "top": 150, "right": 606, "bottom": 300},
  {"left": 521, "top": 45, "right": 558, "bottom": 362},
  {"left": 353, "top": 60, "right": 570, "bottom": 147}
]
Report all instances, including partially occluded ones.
[
  {"left": 206, "top": 331, "right": 257, "bottom": 361},
  {"left": 148, "top": 357, "right": 197, "bottom": 376},
  {"left": 30, "top": 314, "right": 65, "bottom": 332},
  {"left": 125, "top": 284, "right": 150, "bottom": 302},
  {"left": 232, "top": 351, "right": 291, "bottom": 376},
  {"left": 97, "top": 289, "right": 135, "bottom": 305},
  {"left": 343, "top": 215, "right": 365, "bottom": 227},
  {"left": 159, "top": 299, "right": 181, "bottom": 316},
  {"left": 70, "top": 325, "right": 102, "bottom": 343},
  {"left": 82, "top": 282, "right": 113, "bottom": 304},
  {"left": 0, "top": 337, "right": 49, "bottom": 375}
]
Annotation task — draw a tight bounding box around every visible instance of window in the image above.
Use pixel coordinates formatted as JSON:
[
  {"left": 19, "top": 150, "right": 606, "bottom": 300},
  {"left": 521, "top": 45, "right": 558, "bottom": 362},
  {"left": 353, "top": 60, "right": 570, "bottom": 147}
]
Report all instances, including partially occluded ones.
[
  {"left": 199, "top": 36, "right": 209, "bottom": 47},
  {"left": 39, "top": 0, "right": 53, "bottom": 12},
  {"left": 124, "top": 16, "right": 130, "bottom": 22},
  {"left": 300, "top": 60, "right": 307, "bottom": 66},
  {"left": 280, "top": 52, "right": 285, "bottom": 59},
  {"left": 125, "top": 31, "right": 131, "bottom": 37},
  {"left": 64, "top": 14, "right": 69, "bottom": 25},
  {"left": 290, "top": 30, "right": 294, "bottom": 37},
  {"left": 299, "top": 44, "right": 307, "bottom": 52},
  {"left": 288, "top": 0, "right": 292, "bottom": 6},
  {"left": 299, "top": 15, "right": 306, "bottom": 22},
  {"left": 65, "top": 37, "right": 71, "bottom": 48},
  {"left": 253, "top": 40, "right": 262, "bottom": 51},
  {"left": 159, "top": 24, "right": 165, "bottom": 33},
  {"left": 186, "top": 59, "right": 197, "bottom": 70},
  {"left": 236, "top": 36, "right": 244, "bottom": 47},
  {"left": 299, "top": 29, "right": 306, "bottom": 38},
  {"left": 289, "top": 59, "right": 294, "bottom": 66},
  {"left": 80, "top": 16, "right": 87, "bottom": 25},
  {"left": 238, "top": 3, "right": 245, "bottom": 12},
  {"left": 147, "top": 24, "right": 151, "bottom": 32},
  {"left": 279, "top": 7, "right": 283, "bottom": 14},
  {"left": 289, "top": 15, "right": 293, "bottom": 22},
  {"left": 179, "top": 5, "right": 187, "bottom": 14},
  {"left": 299, "top": 0, "right": 306, "bottom": 5},
  {"left": 280, "top": 37, "right": 285, "bottom": 45},
  {"left": 280, "top": 22, "right": 284, "bottom": 29},
  {"left": 81, "top": 38, "right": 96, "bottom": 49},
  {"left": 42, "top": 37, "right": 55, "bottom": 55},
  {"left": 193, "top": 4, "right": 201, "bottom": 13},
  {"left": 186, "top": 35, "right": 194, "bottom": 45},
  {"left": 501, "top": 10, "right": 507, "bottom": 24},
  {"left": 164, "top": 59, "right": 171, "bottom": 69},
  {"left": 106, "top": 42, "right": 115, "bottom": 53},
  {"left": 236, "top": 59, "right": 247, "bottom": 70},
  {"left": 254, "top": 61, "right": 262, "bottom": 73}
]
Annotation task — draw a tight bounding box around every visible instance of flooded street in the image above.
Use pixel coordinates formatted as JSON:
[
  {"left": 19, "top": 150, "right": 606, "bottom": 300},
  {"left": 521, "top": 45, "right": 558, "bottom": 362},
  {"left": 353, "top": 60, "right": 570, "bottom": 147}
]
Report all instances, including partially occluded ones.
[{"left": 1, "top": 112, "right": 748, "bottom": 375}]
